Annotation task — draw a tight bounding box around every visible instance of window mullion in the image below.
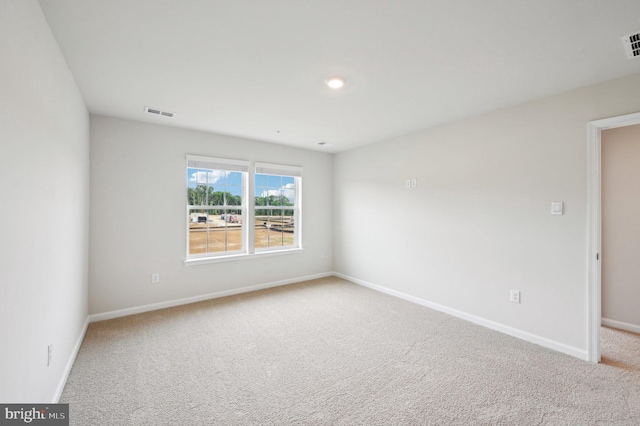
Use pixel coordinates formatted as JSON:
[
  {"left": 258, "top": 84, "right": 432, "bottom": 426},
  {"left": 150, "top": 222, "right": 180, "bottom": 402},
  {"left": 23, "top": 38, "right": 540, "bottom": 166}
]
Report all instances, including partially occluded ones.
[
  {"left": 295, "top": 176, "right": 302, "bottom": 248},
  {"left": 247, "top": 163, "right": 255, "bottom": 254}
]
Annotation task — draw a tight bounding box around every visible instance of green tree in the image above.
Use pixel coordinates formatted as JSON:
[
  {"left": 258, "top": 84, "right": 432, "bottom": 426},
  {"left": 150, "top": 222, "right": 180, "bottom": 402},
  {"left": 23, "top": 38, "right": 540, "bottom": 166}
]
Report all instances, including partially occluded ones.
[
  {"left": 188, "top": 185, "right": 216, "bottom": 205},
  {"left": 188, "top": 185, "right": 242, "bottom": 207},
  {"left": 254, "top": 194, "right": 293, "bottom": 217}
]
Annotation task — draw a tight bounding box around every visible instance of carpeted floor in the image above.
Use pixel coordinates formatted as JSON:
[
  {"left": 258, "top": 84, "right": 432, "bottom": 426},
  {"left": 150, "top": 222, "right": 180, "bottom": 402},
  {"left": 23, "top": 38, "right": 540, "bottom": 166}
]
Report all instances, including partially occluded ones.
[{"left": 61, "top": 277, "right": 640, "bottom": 425}]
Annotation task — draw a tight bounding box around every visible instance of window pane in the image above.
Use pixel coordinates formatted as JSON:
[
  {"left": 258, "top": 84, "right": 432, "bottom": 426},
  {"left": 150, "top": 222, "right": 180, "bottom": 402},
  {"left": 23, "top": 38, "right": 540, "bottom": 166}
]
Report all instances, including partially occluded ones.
[
  {"left": 254, "top": 210, "right": 270, "bottom": 249},
  {"left": 281, "top": 209, "right": 295, "bottom": 247},
  {"left": 196, "top": 169, "right": 208, "bottom": 185},
  {"left": 218, "top": 208, "right": 242, "bottom": 253},
  {"left": 224, "top": 186, "right": 242, "bottom": 206},
  {"left": 265, "top": 188, "right": 289, "bottom": 205},
  {"left": 282, "top": 176, "right": 294, "bottom": 187},
  {"left": 282, "top": 180, "right": 295, "bottom": 206},
  {"left": 188, "top": 209, "right": 210, "bottom": 255},
  {"left": 255, "top": 173, "right": 267, "bottom": 187},
  {"left": 187, "top": 168, "right": 198, "bottom": 188},
  {"left": 254, "top": 209, "right": 295, "bottom": 249},
  {"left": 211, "top": 170, "right": 227, "bottom": 185},
  {"left": 206, "top": 225, "right": 227, "bottom": 253},
  {"left": 226, "top": 218, "right": 243, "bottom": 252},
  {"left": 210, "top": 190, "right": 223, "bottom": 206},
  {"left": 205, "top": 184, "right": 216, "bottom": 205},
  {"left": 255, "top": 187, "right": 268, "bottom": 205},
  {"left": 268, "top": 213, "right": 284, "bottom": 247},
  {"left": 266, "top": 175, "right": 281, "bottom": 188},
  {"left": 187, "top": 184, "right": 219, "bottom": 206},
  {"left": 226, "top": 171, "right": 242, "bottom": 186},
  {"left": 255, "top": 188, "right": 267, "bottom": 213},
  {"left": 187, "top": 185, "right": 199, "bottom": 206}
]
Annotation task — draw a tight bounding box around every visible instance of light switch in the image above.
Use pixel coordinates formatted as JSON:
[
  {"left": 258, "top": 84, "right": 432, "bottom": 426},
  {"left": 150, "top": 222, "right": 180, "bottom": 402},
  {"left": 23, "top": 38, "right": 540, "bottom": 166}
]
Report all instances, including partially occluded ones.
[{"left": 551, "top": 202, "right": 563, "bottom": 215}]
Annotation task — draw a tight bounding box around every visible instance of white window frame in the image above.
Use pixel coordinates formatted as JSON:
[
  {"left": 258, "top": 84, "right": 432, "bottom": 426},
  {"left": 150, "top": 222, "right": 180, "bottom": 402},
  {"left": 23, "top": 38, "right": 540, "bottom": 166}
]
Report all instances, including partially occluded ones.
[
  {"left": 185, "top": 155, "right": 303, "bottom": 265},
  {"left": 185, "top": 155, "right": 249, "bottom": 261},
  {"left": 253, "top": 162, "right": 303, "bottom": 254}
]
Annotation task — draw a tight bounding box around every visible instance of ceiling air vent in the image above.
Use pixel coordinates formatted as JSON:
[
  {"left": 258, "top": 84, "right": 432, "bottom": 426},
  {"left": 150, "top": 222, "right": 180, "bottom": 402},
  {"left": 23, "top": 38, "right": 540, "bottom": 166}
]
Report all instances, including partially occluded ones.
[
  {"left": 622, "top": 31, "right": 640, "bottom": 59},
  {"left": 144, "top": 106, "right": 175, "bottom": 118}
]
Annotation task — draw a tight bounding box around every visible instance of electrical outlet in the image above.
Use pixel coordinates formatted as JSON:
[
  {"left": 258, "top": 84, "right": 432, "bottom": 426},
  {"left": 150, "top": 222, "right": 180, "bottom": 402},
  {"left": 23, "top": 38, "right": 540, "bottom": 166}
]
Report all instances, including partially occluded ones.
[
  {"left": 411, "top": 178, "right": 417, "bottom": 188},
  {"left": 47, "top": 344, "right": 53, "bottom": 367},
  {"left": 405, "top": 179, "right": 411, "bottom": 188},
  {"left": 510, "top": 290, "right": 521, "bottom": 304},
  {"left": 151, "top": 273, "right": 160, "bottom": 283}
]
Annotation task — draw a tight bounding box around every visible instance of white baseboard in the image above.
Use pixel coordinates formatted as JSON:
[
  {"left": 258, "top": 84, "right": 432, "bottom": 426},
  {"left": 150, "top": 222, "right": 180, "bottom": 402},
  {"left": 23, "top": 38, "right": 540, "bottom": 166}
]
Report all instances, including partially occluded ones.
[
  {"left": 52, "top": 316, "right": 89, "bottom": 403},
  {"left": 89, "top": 272, "right": 334, "bottom": 323},
  {"left": 602, "top": 318, "right": 640, "bottom": 335},
  {"left": 334, "top": 272, "right": 589, "bottom": 361}
]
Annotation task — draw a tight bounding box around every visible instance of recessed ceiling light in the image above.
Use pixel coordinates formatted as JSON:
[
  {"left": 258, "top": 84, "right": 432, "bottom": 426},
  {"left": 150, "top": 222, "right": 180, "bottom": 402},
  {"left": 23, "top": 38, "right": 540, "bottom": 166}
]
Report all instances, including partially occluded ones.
[{"left": 326, "top": 77, "right": 345, "bottom": 89}]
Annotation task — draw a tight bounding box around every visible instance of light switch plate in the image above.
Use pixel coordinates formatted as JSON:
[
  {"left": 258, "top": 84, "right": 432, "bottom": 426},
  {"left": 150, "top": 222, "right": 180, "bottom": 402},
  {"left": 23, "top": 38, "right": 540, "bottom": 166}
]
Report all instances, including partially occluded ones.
[{"left": 551, "top": 201, "right": 563, "bottom": 215}]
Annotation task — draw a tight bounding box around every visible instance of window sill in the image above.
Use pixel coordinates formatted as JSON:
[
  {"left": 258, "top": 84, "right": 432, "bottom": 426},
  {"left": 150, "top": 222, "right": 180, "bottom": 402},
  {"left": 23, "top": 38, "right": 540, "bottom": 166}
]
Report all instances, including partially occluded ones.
[{"left": 184, "top": 248, "right": 304, "bottom": 266}]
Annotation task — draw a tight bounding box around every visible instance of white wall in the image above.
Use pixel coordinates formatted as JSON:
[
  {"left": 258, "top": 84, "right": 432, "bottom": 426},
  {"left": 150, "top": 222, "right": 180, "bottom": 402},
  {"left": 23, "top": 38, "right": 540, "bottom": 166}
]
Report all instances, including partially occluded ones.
[
  {"left": 334, "top": 72, "right": 640, "bottom": 355},
  {"left": 0, "top": 0, "right": 89, "bottom": 402},
  {"left": 602, "top": 124, "right": 640, "bottom": 329},
  {"left": 89, "top": 115, "right": 333, "bottom": 315}
]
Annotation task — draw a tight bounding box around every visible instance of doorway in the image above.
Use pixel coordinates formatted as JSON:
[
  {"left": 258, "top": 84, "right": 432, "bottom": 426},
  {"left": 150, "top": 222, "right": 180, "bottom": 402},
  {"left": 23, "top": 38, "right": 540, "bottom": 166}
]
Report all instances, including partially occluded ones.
[{"left": 587, "top": 111, "right": 640, "bottom": 363}]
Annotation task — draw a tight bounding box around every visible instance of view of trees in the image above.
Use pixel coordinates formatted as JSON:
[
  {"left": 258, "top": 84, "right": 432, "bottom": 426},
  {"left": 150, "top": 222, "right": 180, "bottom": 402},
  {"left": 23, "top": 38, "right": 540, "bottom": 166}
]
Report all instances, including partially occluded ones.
[
  {"left": 255, "top": 194, "right": 293, "bottom": 217},
  {"left": 187, "top": 185, "right": 242, "bottom": 206},
  {"left": 188, "top": 184, "right": 294, "bottom": 217}
]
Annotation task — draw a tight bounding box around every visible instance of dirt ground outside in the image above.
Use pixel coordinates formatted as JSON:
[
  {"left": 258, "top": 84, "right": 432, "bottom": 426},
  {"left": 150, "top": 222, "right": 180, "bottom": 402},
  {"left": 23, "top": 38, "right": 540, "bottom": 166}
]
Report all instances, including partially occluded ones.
[{"left": 188, "top": 221, "right": 294, "bottom": 254}]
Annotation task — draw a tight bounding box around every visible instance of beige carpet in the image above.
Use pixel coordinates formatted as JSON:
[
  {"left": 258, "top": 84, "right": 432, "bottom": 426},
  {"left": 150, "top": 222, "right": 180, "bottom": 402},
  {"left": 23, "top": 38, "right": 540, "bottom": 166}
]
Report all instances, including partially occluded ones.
[{"left": 62, "top": 277, "right": 640, "bottom": 425}]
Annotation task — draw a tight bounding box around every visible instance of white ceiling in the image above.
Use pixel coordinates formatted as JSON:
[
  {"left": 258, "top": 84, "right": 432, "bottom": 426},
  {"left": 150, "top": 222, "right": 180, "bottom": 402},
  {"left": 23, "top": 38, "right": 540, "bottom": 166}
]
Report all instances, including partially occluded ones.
[{"left": 39, "top": 0, "right": 640, "bottom": 153}]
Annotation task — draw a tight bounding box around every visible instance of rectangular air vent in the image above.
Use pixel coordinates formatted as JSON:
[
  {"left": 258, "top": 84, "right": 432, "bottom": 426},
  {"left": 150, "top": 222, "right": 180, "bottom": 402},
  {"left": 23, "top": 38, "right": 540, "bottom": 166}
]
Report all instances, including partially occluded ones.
[
  {"left": 622, "top": 31, "right": 640, "bottom": 59},
  {"left": 144, "top": 106, "right": 175, "bottom": 118}
]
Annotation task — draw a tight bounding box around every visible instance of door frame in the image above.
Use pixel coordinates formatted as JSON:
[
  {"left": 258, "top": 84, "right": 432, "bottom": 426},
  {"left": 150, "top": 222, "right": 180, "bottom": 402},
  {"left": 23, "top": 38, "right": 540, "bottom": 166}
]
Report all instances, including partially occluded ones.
[{"left": 587, "top": 111, "right": 640, "bottom": 363}]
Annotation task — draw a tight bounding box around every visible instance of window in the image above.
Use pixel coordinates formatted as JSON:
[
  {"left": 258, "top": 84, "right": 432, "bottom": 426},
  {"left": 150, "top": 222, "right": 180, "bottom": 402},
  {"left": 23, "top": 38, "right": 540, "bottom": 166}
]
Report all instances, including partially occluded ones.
[
  {"left": 186, "top": 156, "right": 301, "bottom": 262},
  {"left": 254, "top": 163, "right": 302, "bottom": 252},
  {"left": 186, "top": 156, "right": 249, "bottom": 258}
]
